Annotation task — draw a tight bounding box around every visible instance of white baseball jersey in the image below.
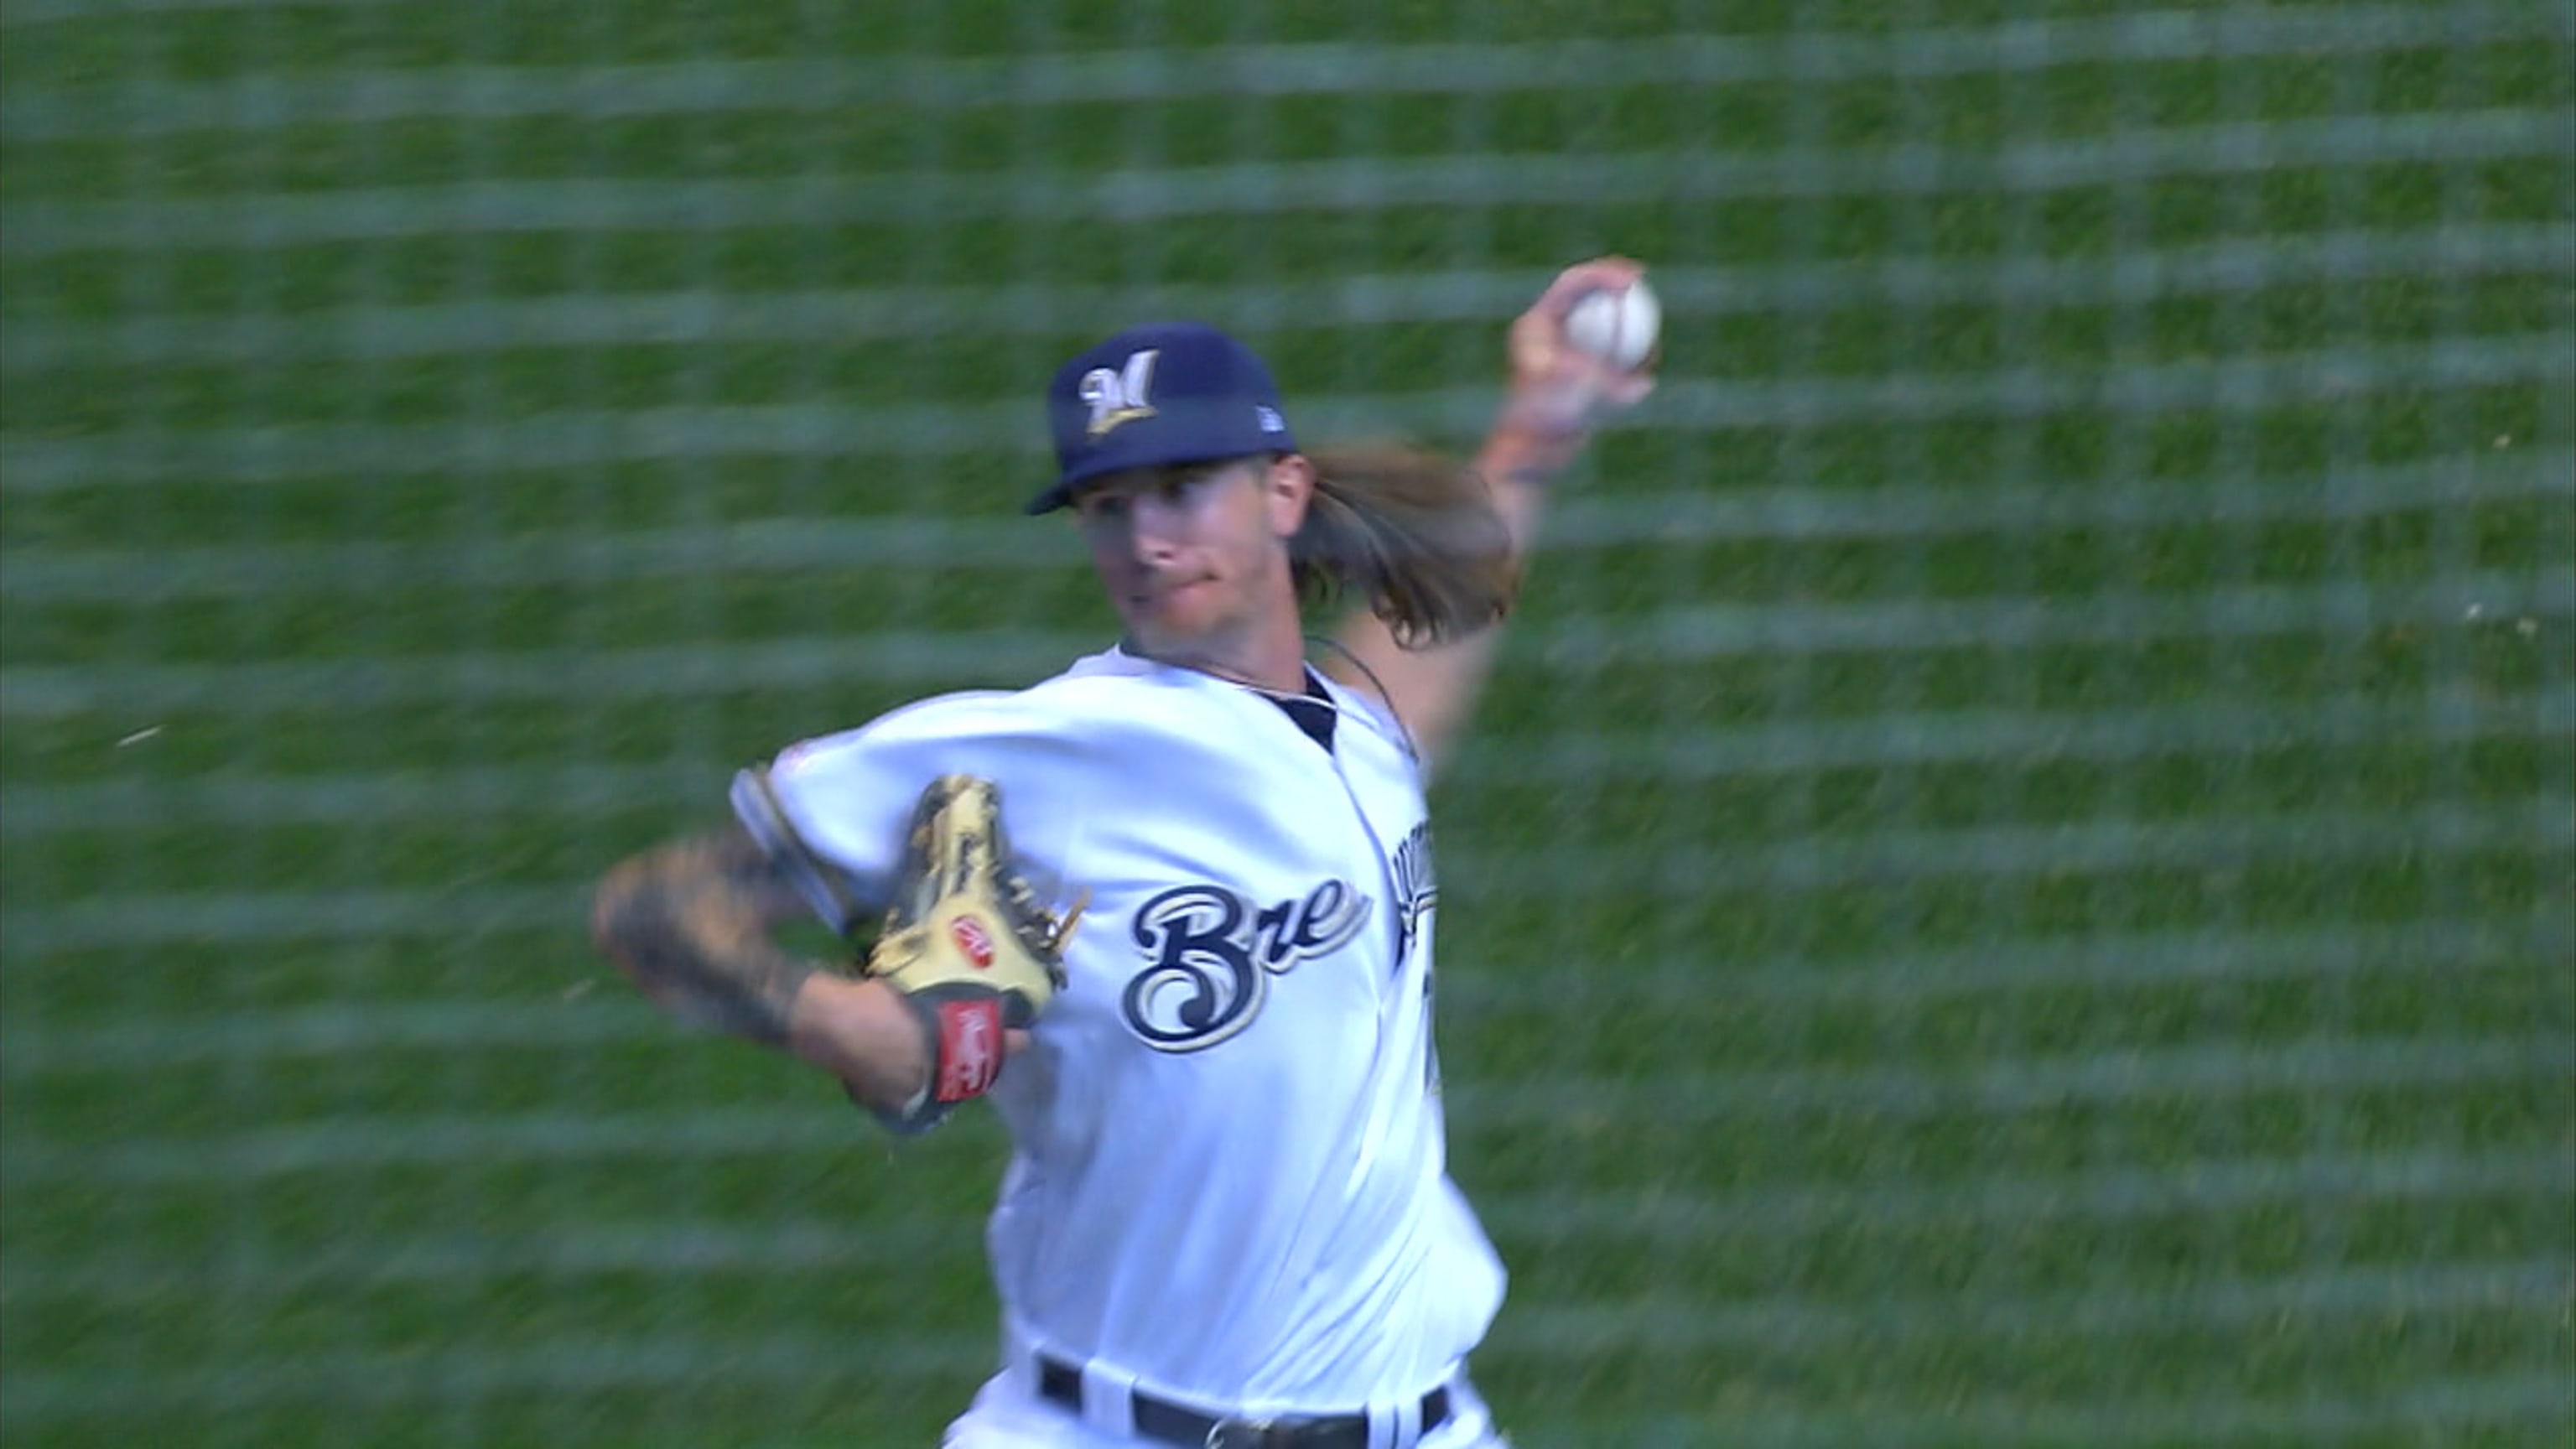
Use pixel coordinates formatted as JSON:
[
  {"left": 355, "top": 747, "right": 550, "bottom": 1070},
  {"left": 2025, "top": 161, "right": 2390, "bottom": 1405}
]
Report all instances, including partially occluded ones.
[{"left": 731, "top": 646, "right": 1504, "bottom": 1413}]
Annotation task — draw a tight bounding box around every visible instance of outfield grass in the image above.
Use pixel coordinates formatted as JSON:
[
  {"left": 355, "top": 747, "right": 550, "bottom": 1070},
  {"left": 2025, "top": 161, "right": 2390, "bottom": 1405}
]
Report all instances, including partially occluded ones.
[{"left": 3, "top": 2, "right": 2571, "bottom": 1446}]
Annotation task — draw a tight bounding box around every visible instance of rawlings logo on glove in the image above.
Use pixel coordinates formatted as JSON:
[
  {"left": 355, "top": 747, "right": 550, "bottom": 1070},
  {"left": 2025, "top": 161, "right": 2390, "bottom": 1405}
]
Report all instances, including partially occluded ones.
[
  {"left": 863, "top": 775, "right": 1082, "bottom": 1134},
  {"left": 933, "top": 998, "right": 1003, "bottom": 1103}
]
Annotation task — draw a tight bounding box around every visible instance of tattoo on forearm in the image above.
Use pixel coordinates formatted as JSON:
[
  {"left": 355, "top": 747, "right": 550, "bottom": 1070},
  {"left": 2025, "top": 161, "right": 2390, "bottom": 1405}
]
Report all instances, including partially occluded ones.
[{"left": 593, "top": 830, "right": 819, "bottom": 1046}]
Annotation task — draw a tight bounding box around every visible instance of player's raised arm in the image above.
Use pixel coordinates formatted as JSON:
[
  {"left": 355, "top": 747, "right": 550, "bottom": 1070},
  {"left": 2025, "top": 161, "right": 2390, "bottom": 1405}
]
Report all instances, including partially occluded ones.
[{"left": 1322, "top": 257, "right": 1657, "bottom": 770}]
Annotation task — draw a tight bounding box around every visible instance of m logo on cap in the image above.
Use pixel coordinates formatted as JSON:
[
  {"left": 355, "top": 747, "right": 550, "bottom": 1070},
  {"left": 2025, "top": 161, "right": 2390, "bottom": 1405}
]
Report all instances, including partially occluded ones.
[{"left": 1079, "top": 348, "right": 1160, "bottom": 439}]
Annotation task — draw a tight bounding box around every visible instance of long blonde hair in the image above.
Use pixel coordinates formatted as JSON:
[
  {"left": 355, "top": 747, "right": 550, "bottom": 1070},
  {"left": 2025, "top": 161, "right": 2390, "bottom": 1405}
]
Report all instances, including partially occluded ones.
[{"left": 1289, "top": 443, "right": 1520, "bottom": 649}]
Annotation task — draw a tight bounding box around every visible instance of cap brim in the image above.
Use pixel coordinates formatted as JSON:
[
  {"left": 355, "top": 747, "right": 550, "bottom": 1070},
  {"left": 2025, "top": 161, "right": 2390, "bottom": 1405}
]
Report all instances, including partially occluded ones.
[{"left": 1027, "top": 439, "right": 1296, "bottom": 517}]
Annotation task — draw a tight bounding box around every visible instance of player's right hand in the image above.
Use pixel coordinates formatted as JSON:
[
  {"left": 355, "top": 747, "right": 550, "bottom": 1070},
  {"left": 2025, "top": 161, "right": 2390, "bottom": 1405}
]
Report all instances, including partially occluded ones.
[{"left": 1501, "top": 256, "right": 1659, "bottom": 443}]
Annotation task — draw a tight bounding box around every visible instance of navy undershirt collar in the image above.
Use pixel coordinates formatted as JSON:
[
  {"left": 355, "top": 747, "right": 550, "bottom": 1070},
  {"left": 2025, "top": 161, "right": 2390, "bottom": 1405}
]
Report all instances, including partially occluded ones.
[
  {"left": 1119, "top": 644, "right": 1339, "bottom": 752},
  {"left": 1270, "top": 670, "right": 1337, "bottom": 752}
]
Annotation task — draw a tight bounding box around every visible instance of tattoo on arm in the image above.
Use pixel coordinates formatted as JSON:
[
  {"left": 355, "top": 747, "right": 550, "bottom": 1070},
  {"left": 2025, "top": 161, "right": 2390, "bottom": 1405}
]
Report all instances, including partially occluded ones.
[{"left": 591, "top": 828, "right": 823, "bottom": 1047}]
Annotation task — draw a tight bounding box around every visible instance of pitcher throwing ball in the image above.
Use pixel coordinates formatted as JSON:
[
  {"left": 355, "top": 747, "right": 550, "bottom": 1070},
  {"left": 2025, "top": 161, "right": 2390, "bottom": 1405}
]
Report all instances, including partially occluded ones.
[{"left": 593, "top": 258, "right": 1659, "bottom": 1447}]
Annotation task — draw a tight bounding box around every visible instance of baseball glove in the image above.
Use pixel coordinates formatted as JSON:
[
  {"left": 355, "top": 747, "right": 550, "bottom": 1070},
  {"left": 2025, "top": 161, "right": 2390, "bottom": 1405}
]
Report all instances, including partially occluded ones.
[{"left": 862, "top": 774, "right": 1081, "bottom": 1134}]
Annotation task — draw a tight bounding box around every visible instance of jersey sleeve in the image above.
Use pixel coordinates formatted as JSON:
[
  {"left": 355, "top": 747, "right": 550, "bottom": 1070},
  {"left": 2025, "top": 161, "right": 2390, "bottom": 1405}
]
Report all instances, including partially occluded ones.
[{"left": 729, "top": 688, "right": 1072, "bottom": 937}]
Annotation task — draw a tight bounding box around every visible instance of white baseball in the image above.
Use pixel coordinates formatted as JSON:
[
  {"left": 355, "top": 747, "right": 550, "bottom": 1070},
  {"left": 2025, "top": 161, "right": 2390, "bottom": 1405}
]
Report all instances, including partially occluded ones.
[{"left": 1563, "top": 279, "right": 1660, "bottom": 371}]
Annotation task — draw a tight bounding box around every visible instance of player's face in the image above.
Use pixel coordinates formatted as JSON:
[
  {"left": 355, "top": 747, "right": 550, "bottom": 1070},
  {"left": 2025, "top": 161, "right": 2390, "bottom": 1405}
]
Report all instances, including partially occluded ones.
[{"left": 1072, "top": 455, "right": 1309, "bottom": 660}]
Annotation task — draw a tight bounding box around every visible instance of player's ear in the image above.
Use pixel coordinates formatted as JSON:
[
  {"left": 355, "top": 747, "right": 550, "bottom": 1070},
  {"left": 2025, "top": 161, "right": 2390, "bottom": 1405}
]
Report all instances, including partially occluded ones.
[{"left": 1264, "top": 453, "right": 1316, "bottom": 538}]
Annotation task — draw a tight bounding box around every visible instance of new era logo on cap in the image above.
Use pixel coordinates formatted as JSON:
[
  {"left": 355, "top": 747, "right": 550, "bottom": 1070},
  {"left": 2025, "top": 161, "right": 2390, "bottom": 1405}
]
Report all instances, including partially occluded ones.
[{"left": 1029, "top": 321, "right": 1298, "bottom": 513}]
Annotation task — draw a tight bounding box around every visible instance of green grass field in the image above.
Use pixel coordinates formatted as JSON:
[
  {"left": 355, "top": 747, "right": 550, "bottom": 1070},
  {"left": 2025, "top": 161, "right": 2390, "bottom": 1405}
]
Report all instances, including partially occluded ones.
[{"left": 3, "top": 2, "right": 2572, "bottom": 1445}]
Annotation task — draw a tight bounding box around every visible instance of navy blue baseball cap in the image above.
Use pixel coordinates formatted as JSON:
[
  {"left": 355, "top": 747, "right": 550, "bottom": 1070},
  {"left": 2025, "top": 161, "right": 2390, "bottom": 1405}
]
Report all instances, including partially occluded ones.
[{"left": 1027, "top": 321, "right": 1297, "bottom": 514}]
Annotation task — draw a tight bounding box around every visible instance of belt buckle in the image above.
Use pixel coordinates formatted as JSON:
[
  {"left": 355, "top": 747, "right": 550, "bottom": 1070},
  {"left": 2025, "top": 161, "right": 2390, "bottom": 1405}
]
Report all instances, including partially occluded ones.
[{"left": 1204, "top": 1419, "right": 1275, "bottom": 1449}]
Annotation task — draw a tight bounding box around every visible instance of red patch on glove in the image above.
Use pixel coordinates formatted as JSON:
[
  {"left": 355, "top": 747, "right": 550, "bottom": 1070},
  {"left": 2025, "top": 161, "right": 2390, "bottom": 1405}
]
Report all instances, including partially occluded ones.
[
  {"left": 934, "top": 998, "right": 1004, "bottom": 1103},
  {"left": 948, "top": 915, "right": 997, "bottom": 969}
]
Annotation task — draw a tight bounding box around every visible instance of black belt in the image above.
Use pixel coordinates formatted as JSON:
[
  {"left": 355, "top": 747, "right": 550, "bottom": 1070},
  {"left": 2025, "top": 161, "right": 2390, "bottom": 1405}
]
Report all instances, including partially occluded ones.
[{"left": 1036, "top": 1354, "right": 1452, "bottom": 1449}]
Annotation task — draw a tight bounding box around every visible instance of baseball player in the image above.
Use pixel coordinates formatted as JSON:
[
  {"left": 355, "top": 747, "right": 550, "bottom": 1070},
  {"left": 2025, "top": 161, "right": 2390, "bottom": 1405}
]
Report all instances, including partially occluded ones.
[{"left": 592, "top": 257, "right": 1656, "bottom": 1447}]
